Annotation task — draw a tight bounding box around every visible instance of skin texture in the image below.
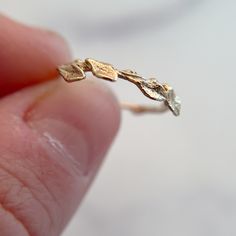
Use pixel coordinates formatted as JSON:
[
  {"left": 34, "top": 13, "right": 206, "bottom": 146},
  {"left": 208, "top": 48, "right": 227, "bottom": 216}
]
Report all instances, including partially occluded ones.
[{"left": 0, "top": 15, "right": 120, "bottom": 236}]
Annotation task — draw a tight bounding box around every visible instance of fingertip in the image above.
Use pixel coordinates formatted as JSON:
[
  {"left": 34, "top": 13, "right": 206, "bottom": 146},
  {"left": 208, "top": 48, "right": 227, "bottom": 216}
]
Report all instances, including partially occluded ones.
[
  {"left": 25, "top": 80, "right": 121, "bottom": 174},
  {"left": 0, "top": 79, "right": 120, "bottom": 235},
  {"left": 0, "top": 14, "right": 71, "bottom": 96},
  {"left": 2, "top": 78, "right": 121, "bottom": 178}
]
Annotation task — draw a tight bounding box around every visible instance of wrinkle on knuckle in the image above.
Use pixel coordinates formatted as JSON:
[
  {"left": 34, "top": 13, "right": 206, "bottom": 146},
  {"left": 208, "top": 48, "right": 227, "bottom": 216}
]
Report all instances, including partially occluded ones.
[
  {"left": 0, "top": 114, "right": 84, "bottom": 235},
  {"left": 0, "top": 161, "right": 56, "bottom": 236},
  {"left": 0, "top": 202, "right": 30, "bottom": 236}
]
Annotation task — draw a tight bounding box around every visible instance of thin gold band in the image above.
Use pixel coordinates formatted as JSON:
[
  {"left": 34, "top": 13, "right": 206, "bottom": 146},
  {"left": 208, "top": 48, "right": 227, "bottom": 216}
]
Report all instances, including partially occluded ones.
[
  {"left": 121, "top": 102, "right": 169, "bottom": 114},
  {"left": 57, "top": 58, "right": 181, "bottom": 116}
]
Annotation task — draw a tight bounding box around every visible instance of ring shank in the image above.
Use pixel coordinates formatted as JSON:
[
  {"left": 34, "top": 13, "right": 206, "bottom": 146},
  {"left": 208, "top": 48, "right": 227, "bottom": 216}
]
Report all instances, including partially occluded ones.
[{"left": 121, "top": 102, "right": 169, "bottom": 114}]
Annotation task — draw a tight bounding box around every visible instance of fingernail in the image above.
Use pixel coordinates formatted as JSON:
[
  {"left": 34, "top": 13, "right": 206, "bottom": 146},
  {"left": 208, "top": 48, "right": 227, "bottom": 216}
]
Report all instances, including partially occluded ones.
[{"left": 25, "top": 81, "right": 120, "bottom": 176}]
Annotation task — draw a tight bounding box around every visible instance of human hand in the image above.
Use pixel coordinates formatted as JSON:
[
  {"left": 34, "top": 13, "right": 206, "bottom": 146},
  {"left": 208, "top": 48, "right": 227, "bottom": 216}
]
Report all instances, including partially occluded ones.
[{"left": 0, "top": 14, "right": 120, "bottom": 236}]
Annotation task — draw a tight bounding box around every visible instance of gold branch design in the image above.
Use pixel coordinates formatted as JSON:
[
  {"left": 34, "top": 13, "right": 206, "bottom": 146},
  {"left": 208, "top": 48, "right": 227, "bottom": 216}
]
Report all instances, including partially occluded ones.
[{"left": 58, "top": 58, "right": 181, "bottom": 116}]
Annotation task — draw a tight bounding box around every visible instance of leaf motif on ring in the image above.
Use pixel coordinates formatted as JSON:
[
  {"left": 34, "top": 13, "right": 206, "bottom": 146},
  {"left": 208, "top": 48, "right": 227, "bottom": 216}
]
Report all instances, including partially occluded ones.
[
  {"left": 58, "top": 63, "right": 86, "bottom": 82},
  {"left": 85, "top": 58, "right": 118, "bottom": 81},
  {"left": 138, "top": 79, "right": 166, "bottom": 101}
]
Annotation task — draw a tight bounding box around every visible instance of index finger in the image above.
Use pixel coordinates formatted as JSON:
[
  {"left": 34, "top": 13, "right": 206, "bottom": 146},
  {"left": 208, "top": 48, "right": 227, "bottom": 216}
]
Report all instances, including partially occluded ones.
[{"left": 0, "top": 14, "right": 70, "bottom": 96}]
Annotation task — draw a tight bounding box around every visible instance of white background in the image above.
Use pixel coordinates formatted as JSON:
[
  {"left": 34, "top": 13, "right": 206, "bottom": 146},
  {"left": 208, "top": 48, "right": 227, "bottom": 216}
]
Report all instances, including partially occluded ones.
[{"left": 1, "top": 0, "right": 236, "bottom": 235}]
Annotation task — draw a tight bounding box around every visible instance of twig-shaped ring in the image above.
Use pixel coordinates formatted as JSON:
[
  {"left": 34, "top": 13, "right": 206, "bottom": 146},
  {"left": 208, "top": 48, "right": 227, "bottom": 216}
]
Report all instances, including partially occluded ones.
[{"left": 58, "top": 58, "right": 181, "bottom": 116}]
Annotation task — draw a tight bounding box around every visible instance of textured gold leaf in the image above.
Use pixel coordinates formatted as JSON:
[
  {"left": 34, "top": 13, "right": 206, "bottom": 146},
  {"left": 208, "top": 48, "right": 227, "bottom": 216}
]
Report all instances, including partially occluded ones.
[
  {"left": 85, "top": 58, "right": 118, "bottom": 81},
  {"left": 58, "top": 63, "right": 86, "bottom": 82}
]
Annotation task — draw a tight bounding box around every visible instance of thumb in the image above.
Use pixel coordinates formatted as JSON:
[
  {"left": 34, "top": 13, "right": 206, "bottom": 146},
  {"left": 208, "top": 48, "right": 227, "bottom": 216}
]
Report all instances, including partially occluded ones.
[{"left": 0, "top": 79, "right": 120, "bottom": 236}]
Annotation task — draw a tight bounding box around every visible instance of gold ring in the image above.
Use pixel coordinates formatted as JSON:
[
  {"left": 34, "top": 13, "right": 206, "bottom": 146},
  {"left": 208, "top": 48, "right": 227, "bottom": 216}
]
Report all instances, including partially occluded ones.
[{"left": 57, "top": 58, "right": 181, "bottom": 116}]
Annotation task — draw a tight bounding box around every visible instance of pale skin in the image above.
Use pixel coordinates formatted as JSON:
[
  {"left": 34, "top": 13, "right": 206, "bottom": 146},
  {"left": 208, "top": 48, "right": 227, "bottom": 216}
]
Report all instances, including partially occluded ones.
[{"left": 0, "top": 14, "right": 120, "bottom": 236}]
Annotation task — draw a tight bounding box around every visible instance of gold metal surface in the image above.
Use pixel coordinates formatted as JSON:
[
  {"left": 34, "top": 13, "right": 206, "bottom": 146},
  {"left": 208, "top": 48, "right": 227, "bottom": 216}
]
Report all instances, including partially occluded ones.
[{"left": 58, "top": 58, "right": 181, "bottom": 116}]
